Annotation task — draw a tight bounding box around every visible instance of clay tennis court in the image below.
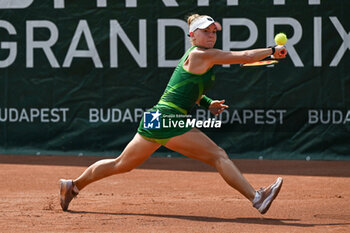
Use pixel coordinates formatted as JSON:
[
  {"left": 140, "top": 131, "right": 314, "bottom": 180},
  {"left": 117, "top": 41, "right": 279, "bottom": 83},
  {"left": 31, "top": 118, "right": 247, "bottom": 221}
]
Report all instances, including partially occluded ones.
[{"left": 0, "top": 155, "right": 349, "bottom": 233}]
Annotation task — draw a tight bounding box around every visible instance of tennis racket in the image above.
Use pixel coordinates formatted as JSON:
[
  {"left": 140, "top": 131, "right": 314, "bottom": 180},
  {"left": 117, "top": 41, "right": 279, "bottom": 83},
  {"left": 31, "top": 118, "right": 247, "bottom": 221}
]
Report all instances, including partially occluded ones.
[{"left": 240, "top": 59, "right": 278, "bottom": 67}]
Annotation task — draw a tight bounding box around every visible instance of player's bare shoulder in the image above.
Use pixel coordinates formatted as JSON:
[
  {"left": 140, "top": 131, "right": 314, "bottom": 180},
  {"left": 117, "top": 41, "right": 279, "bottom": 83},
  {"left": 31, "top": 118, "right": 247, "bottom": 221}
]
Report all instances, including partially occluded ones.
[
  {"left": 185, "top": 47, "right": 214, "bottom": 73},
  {"left": 189, "top": 47, "right": 218, "bottom": 60}
]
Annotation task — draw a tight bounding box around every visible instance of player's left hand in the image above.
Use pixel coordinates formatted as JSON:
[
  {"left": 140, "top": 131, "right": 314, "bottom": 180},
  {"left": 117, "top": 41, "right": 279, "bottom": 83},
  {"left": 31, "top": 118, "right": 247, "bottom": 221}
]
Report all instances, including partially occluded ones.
[{"left": 209, "top": 100, "right": 229, "bottom": 116}]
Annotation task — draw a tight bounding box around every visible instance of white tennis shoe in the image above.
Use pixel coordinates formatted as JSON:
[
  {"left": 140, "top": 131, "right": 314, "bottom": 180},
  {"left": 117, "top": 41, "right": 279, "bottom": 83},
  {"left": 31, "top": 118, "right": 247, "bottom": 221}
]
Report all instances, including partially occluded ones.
[
  {"left": 253, "top": 177, "right": 283, "bottom": 214},
  {"left": 59, "top": 179, "right": 78, "bottom": 211}
]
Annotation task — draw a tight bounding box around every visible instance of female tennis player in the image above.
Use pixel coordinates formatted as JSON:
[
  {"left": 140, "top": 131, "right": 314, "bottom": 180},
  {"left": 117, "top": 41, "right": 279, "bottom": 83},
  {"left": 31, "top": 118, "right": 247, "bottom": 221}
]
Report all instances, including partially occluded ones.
[{"left": 60, "top": 14, "right": 287, "bottom": 214}]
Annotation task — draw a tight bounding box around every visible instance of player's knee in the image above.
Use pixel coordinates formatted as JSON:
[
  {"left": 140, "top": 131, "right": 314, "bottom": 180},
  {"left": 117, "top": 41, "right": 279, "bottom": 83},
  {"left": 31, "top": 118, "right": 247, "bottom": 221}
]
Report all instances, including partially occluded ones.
[
  {"left": 209, "top": 147, "right": 229, "bottom": 166},
  {"left": 112, "top": 158, "right": 134, "bottom": 174},
  {"left": 216, "top": 148, "right": 231, "bottom": 165}
]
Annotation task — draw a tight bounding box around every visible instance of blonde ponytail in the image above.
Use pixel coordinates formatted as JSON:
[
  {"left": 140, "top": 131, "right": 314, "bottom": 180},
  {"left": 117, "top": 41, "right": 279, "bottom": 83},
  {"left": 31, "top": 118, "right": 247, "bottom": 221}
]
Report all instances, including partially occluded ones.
[{"left": 187, "top": 14, "right": 200, "bottom": 26}]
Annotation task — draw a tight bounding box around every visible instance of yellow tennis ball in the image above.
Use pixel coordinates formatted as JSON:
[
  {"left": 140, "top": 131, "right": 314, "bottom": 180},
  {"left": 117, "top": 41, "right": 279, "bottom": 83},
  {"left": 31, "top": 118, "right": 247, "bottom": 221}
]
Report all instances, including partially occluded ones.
[{"left": 274, "top": 33, "right": 287, "bottom": 45}]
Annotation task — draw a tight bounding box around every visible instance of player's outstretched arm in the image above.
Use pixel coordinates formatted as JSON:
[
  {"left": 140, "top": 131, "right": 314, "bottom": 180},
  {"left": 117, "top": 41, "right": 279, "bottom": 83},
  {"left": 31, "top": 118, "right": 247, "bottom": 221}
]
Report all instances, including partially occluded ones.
[{"left": 197, "top": 45, "right": 287, "bottom": 66}]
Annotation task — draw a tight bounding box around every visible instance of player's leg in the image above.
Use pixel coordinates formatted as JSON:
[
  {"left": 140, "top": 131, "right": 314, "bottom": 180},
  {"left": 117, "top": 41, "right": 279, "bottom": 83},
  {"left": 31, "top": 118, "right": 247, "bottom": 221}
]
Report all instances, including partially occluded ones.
[
  {"left": 59, "top": 133, "right": 161, "bottom": 211},
  {"left": 74, "top": 133, "right": 161, "bottom": 190},
  {"left": 164, "top": 128, "right": 282, "bottom": 214},
  {"left": 165, "top": 128, "right": 256, "bottom": 201}
]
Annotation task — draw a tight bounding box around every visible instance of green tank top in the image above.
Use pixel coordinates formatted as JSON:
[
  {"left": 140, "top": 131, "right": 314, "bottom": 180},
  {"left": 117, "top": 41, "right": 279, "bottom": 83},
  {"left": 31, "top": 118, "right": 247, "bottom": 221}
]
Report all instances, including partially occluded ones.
[
  {"left": 137, "top": 46, "right": 216, "bottom": 141},
  {"left": 157, "top": 46, "right": 216, "bottom": 114}
]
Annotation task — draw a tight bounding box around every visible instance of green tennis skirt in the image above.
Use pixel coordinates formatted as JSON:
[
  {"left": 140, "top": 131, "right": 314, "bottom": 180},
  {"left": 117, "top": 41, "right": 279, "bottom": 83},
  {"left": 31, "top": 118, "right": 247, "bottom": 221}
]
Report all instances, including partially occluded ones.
[{"left": 137, "top": 104, "right": 193, "bottom": 145}]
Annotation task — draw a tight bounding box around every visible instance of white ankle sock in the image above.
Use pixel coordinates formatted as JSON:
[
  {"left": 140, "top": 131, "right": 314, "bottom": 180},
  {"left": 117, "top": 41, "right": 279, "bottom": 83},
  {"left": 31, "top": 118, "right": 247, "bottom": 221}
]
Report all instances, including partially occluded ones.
[
  {"left": 73, "top": 183, "right": 80, "bottom": 194},
  {"left": 252, "top": 191, "right": 261, "bottom": 204}
]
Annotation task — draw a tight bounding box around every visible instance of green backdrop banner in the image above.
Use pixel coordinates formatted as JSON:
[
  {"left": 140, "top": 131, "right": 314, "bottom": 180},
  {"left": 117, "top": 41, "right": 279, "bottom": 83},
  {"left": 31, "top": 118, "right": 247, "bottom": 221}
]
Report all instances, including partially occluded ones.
[{"left": 1, "top": 1, "right": 350, "bottom": 160}]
